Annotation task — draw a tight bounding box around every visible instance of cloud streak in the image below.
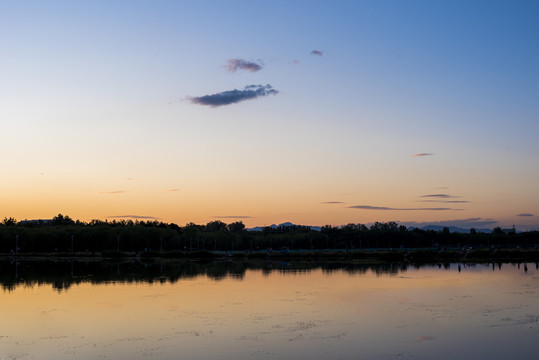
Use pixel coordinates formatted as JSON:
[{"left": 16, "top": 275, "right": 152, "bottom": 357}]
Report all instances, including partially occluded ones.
[
  {"left": 349, "top": 205, "right": 458, "bottom": 211},
  {"left": 419, "top": 200, "right": 469, "bottom": 203},
  {"left": 517, "top": 213, "right": 534, "bottom": 217},
  {"left": 420, "top": 194, "right": 458, "bottom": 198},
  {"left": 404, "top": 218, "right": 498, "bottom": 228},
  {"left": 99, "top": 190, "right": 126, "bottom": 194},
  {"left": 310, "top": 50, "right": 323, "bottom": 56},
  {"left": 189, "top": 84, "right": 278, "bottom": 107},
  {"left": 321, "top": 201, "right": 345, "bottom": 204},
  {"left": 413, "top": 153, "right": 434, "bottom": 157},
  {"left": 225, "top": 59, "right": 263, "bottom": 72},
  {"left": 213, "top": 216, "right": 252, "bottom": 219},
  {"left": 108, "top": 215, "right": 159, "bottom": 220}
]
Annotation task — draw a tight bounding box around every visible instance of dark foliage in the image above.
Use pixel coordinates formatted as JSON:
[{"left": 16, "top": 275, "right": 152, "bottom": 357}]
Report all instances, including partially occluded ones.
[{"left": 1, "top": 215, "right": 539, "bottom": 254}]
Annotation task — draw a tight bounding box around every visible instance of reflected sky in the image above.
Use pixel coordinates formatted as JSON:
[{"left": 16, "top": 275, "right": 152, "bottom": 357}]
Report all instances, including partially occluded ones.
[{"left": 1, "top": 262, "right": 538, "bottom": 359}]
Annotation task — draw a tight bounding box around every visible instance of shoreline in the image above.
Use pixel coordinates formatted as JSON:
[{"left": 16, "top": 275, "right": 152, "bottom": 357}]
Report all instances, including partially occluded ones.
[{"left": 2, "top": 247, "right": 539, "bottom": 263}]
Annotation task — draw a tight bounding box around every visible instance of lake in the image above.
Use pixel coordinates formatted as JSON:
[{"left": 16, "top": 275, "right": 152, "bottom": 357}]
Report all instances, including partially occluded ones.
[{"left": 1, "top": 260, "right": 538, "bottom": 359}]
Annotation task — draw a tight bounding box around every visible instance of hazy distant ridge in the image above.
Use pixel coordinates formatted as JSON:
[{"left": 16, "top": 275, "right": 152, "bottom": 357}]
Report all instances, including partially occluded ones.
[{"left": 247, "top": 222, "right": 493, "bottom": 233}]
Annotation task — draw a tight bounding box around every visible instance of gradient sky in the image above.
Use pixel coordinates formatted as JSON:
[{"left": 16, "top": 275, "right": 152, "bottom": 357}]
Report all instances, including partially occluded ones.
[{"left": 1, "top": 0, "right": 539, "bottom": 229}]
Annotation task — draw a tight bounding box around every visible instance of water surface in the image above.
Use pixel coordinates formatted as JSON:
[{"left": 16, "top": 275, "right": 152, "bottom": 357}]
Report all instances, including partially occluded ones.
[{"left": 1, "top": 261, "right": 538, "bottom": 359}]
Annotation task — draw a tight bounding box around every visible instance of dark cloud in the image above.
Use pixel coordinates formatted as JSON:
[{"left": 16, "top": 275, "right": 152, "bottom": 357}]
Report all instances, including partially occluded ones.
[
  {"left": 225, "top": 59, "right": 263, "bottom": 73},
  {"left": 403, "top": 218, "right": 498, "bottom": 228},
  {"left": 189, "top": 84, "right": 278, "bottom": 107},
  {"left": 421, "top": 194, "right": 460, "bottom": 198},
  {"left": 213, "top": 216, "right": 252, "bottom": 219},
  {"left": 108, "top": 215, "right": 159, "bottom": 220},
  {"left": 419, "top": 200, "right": 469, "bottom": 203},
  {"left": 322, "top": 201, "right": 345, "bottom": 204},
  {"left": 310, "top": 50, "right": 323, "bottom": 56},
  {"left": 99, "top": 190, "right": 126, "bottom": 194},
  {"left": 417, "top": 336, "right": 436, "bottom": 342},
  {"left": 517, "top": 213, "right": 534, "bottom": 217},
  {"left": 412, "top": 153, "right": 434, "bottom": 157},
  {"left": 349, "top": 205, "right": 457, "bottom": 211}
]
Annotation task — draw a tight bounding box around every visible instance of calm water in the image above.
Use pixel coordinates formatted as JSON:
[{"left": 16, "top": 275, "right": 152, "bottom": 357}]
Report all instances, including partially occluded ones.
[{"left": 1, "top": 260, "right": 538, "bottom": 359}]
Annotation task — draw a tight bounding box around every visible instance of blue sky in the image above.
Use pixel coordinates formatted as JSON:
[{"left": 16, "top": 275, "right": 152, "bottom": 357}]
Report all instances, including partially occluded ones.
[{"left": 1, "top": 0, "right": 539, "bottom": 229}]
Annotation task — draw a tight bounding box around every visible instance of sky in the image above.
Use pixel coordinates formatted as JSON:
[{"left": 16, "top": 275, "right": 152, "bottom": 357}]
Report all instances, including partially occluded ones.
[{"left": 1, "top": 0, "right": 539, "bottom": 230}]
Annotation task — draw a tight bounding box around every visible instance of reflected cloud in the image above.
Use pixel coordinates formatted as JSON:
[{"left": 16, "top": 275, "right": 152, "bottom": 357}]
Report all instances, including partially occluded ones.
[
  {"left": 225, "top": 59, "right": 263, "bottom": 73},
  {"left": 189, "top": 84, "right": 278, "bottom": 107}
]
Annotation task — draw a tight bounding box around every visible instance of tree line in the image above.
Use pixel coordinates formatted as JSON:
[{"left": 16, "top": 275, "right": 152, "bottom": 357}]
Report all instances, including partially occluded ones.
[{"left": 1, "top": 215, "right": 538, "bottom": 255}]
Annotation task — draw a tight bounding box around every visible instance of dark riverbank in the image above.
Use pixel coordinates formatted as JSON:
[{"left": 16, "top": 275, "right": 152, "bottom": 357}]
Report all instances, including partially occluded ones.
[{"left": 3, "top": 247, "right": 539, "bottom": 263}]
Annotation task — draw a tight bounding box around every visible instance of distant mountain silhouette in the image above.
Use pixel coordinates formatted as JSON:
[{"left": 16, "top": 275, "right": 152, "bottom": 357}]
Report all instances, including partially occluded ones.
[
  {"left": 247, "top": 222, "right": 321, "bottom": 232},
  {"left": 247, "top": 222, "right": 492, "bottom": 233},
  {"left": 411, "top": 225, "right": 492, "bottom": 233}
]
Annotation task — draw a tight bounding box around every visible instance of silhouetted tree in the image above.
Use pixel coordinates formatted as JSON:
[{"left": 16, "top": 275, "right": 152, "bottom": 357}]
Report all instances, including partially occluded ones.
[
  {"left": 205, "top": 220, "right": 227, "bottom": 232},
  {"left": 52, "top": 214, "right": 75, "bottom": 226},
  {"left": 227, "top": 221, "right": 245, "bottom": 232},
  {"left": 2, "top": 217, "right": 17, "bottom": 226},
  {"left": 492, "top": 227, "right": 504, "bottom": 234}
]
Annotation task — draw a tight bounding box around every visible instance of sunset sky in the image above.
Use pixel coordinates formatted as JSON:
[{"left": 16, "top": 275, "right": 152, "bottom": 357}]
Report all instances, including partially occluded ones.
[{"left": 1, "top": 0, "right": 538, "bottom": 230}]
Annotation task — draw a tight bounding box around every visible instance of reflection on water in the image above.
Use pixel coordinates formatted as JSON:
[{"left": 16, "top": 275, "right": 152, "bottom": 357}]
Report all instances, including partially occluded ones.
[
  {"left": 0, "top": 259, "right": 451, "bottom": 291},
  {"left": 1, "top": 259, "right": 538, "bottom": 359}
]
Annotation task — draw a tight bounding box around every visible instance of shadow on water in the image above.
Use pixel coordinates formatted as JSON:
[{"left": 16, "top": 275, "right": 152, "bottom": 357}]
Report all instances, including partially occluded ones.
[{"left": 1, "top": 258, "right": 536, "bottom": 292}]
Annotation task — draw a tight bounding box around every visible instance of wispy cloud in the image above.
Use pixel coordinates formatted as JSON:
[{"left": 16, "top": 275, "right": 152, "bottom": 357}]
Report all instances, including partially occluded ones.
[
  {"left": 108, "top": 215, "right": 159, "bottom": 220},
  {"left": 421, "top": 194, "right": 458, "bottom": 198},
  {"left": 310, "top": 50, "right": 323, "bottom": 56},
  {"left": 517, "top": 213, "right": 534, "bottom": 217},
  {"left": 349, "top": 205, "right": 458, "bottom": 211},
  {"left": 225, "top": 59, "right": 263, "bottom": 73},
  {"left": 321, "top": 201, "right": 345, "bottom": 204},
  {"left": 189, "top": 84, "right": 278, "bottom": 107},
  {"left": 167, "top": 189, "right": 180, "bottom": 192},
  {"left": 403, "top": 218, "right": 498, "bottom": 228},
  {"left": 291, "top": 59, "right": 299, "bottom": 64},
  {"left": 99, "top": 190, "right": 126, "bottom": 194},
  {"left": 213, "top": 215, "right": 252, "bottom": 219},
  {"left": 419, "top": 200, "right": 469, "bottom": 203},
  {"left": 412, "top": 153, "right": 434, "bottom": 157},
  {"left": 416, "top": 336, "right": 436, "bottom": 342}
]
